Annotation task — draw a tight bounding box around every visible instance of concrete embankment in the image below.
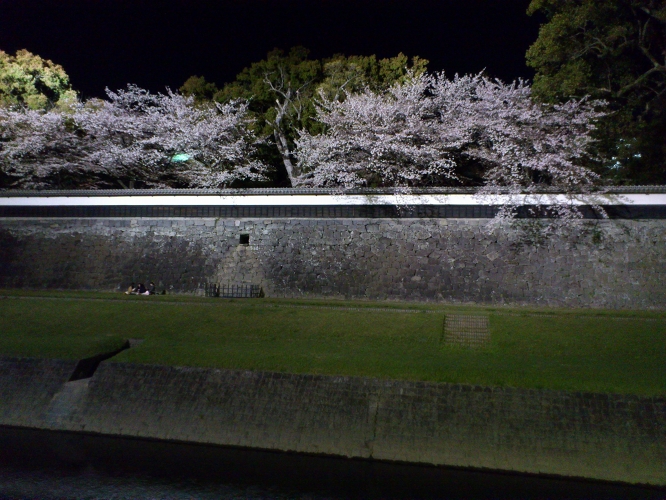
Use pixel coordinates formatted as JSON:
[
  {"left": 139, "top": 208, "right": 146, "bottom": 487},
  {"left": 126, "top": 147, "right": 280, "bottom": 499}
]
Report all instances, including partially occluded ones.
[{"left": 1, "top": 356, "right": 664, "bottom": 486}]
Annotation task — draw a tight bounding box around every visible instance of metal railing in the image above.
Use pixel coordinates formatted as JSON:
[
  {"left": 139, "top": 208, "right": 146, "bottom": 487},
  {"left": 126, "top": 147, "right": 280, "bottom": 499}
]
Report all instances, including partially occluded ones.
[{"left": 204, "top": 283, "right": 263, "bottom": 298}]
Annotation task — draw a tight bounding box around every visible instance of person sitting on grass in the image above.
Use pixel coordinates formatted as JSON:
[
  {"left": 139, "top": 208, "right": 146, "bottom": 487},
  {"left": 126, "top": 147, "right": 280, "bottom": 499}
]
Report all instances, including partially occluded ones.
[
  {"left": 137, "top": 283, "right": 147, "bottom": 295},
  {"left": 148, "top": 282, "right": 156, "bottom": 295},
  {"left": 125, "top": 282, "right": 136, "bottom": 295}
]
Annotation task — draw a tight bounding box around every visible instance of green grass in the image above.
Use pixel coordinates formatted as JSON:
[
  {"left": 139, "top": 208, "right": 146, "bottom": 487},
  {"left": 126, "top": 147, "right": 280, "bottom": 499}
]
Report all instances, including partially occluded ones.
[{"left": 1, "top": 290, "right": 665, "bottom": 396}]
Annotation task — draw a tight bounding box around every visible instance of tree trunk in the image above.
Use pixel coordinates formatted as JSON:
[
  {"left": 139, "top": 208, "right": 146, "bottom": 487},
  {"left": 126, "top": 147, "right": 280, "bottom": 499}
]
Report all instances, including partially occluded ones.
[
  {"left": 272, "top": 104, "right": 300, "bottom": 186},
  {"left": 273, "top": 128, "right": 299, "bottom": 186}
]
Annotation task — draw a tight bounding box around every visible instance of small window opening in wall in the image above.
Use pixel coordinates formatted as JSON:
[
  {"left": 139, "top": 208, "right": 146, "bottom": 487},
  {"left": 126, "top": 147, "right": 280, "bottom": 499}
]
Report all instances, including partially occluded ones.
[{"left": 240, "top": 234, "right": 250, "bottom": 245}]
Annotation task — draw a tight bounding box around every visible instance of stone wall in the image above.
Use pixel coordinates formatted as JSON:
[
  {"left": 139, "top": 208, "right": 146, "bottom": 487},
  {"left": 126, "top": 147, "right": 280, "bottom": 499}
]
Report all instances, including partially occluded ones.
[
  {"left": 1, "top": 357, "right": 664, "bottom": 485},
  {"left": 1, "top": 217, "right": 665, "bottom": 308},
  {"left": 0, "top": 357, "right": 77, "bottom": 428}
]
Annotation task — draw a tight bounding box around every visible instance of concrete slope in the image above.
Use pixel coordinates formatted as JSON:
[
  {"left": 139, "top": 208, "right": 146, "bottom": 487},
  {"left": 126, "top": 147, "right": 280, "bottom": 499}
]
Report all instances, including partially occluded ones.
[
  {"left": 0, "top": 356, "right": 664, "bottom": 486},
  {"left": 0, "top": 357, "right": 77, "bottom": 428}
]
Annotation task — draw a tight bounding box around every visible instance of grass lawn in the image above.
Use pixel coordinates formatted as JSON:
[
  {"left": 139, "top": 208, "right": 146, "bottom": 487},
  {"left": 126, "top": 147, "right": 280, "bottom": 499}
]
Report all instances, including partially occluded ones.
[{"left": 1, "top": 290, "right": 665, "bottom": 396}]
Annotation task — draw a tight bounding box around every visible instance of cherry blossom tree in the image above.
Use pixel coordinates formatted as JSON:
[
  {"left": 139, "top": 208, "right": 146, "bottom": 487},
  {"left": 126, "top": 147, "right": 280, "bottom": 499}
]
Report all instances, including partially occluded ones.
[
  {"left": 430, "top": 73, "right": 607, "bottom": 221},
  {"left": 0, "top": 85, "right": 269, "bottom": 189},
  {"left": 295, "top": 72, "right": 607, "bottom": 221},
  {"left": 0, "top": 106, "right": 94, "bottom": 188},
  {"left": 295, "top": 75, "right": 457, "bottom": 188},
  {"left": 77, "top": 85, "right": 269, "bottom": 188}
]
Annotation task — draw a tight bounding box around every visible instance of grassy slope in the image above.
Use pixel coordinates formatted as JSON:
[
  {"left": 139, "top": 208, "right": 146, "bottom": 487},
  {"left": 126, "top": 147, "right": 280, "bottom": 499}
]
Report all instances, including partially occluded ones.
[{"left": 1, "top": 291, "right": 665, "bottom": 395}]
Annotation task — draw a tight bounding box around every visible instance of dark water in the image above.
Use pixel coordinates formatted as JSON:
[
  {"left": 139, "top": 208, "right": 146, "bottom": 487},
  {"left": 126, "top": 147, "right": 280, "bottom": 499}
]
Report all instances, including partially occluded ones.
[{"left": 0, "top": 427, "right": 663, "bottom": 500}]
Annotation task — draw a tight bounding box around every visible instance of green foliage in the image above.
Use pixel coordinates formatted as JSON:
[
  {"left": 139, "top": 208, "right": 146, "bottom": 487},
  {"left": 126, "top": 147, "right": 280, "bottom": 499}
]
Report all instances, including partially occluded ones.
[
  {"left": 526, "top": 0, "right": 666, "bottom": 184},
  {"left": 179, "top": 75, "right": 218, "bottom": 104},
  {"left": 378, "top": 53, "right": 429, "bottom": 88},
  {"left": 318, "top": 53, "right": 429, "bottom": 101},
  {"left": 213, "top": 47, "right": 319, "bottom": 135},
  {"left": 0, "top": 49, "right": 77, "bottom": 110},
  {"left": 210, "top": 48, "right": 429, "bottom": 134},
  {"left": 181, "top": 48, "right": 428, "bottom": 185}
]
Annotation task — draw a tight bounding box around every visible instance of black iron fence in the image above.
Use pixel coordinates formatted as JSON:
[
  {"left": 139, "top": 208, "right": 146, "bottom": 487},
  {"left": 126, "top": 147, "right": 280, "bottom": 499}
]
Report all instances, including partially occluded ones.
[{"left": 204, "top": 283, "right": 263, "bottom": 298}]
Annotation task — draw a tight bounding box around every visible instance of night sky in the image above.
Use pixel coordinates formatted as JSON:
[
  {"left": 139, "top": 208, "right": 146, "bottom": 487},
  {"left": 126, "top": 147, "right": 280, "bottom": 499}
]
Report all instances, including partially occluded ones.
[{"left": 1, "top": 0, "right": 543, "bottom": 99}]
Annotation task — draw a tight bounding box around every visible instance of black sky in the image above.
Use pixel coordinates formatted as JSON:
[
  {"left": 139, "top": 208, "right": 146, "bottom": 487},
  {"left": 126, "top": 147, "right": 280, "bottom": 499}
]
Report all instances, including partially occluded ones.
[{"left": 1, "top": 0, "right": 543, "bottom": 99}]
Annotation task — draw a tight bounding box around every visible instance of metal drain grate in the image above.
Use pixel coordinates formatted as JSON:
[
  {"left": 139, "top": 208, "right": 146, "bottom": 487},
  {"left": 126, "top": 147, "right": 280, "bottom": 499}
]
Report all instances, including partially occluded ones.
[{"left": 444, "top": 315, "right": 490, "bottom": 347}]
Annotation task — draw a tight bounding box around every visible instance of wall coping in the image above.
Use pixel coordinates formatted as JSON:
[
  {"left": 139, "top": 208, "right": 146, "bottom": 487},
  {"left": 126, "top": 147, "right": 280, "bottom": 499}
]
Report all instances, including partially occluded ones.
[{"left": 1, "top": 185, "right": 666, "bottom": 197}]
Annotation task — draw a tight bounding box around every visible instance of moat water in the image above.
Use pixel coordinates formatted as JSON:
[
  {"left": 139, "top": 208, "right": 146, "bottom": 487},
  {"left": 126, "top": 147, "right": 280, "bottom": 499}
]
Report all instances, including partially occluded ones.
[{"left": 0, "top": 427, "right": 662, "bottom": 499}]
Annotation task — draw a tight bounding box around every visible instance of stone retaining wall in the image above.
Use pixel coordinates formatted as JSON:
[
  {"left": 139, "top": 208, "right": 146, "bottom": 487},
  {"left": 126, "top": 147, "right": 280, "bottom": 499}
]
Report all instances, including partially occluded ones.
[
  {"left": 1, "top": 217, "right": 665, "bottom": 308},
  {"left": 0, "top": 357, "right": 77, "bottom": 428},
  {"left": 1, "top": 357, "right": 665, "bottom": 485}
]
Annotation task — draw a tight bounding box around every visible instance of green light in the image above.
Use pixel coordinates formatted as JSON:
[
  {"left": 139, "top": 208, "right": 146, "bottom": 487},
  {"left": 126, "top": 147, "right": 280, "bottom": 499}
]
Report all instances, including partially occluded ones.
[{"left": 171, "top": 153, "right": 191, "bottom": 162}]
